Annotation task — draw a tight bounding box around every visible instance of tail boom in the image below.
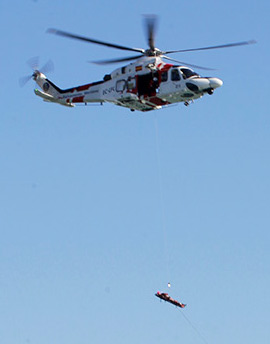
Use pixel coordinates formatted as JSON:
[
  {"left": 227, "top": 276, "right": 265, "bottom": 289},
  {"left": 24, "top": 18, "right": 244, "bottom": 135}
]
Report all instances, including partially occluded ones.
[{"left": 34, "top": 71, "right": 104, "bottom": 107}]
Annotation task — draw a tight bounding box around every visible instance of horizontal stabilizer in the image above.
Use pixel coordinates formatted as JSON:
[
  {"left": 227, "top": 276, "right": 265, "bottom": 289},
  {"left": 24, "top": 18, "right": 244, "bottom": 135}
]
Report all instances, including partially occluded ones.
[{"left": 34, "top": 89, "right": 75, "bottom": 107}]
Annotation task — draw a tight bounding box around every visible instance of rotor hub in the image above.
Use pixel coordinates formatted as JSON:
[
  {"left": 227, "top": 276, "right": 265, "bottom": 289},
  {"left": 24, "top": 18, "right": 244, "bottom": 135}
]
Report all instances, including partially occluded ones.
[
  {"left": 32, "top": 70, "right": 40, "bottom": 81},
  {"left": 145, "top": 48, "right": 162, "bottom": 57}
]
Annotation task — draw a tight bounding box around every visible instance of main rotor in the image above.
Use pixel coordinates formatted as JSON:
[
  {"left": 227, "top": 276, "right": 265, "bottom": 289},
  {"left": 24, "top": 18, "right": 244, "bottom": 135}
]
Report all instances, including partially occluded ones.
[{"left": 48, "top": 15, "right": 255, "bottom": 69}]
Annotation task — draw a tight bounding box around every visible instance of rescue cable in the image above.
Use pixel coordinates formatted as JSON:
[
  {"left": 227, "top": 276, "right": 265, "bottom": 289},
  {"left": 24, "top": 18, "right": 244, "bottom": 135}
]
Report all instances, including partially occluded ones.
[
  {"left": 154, "top": 114, "right": 170, "bottom": 285},
  {"left": 154, "top": 116, "right": 210, "bottom": 344},
  {"left": 178, "top": 308, "right": 210, "bottom": 344}
]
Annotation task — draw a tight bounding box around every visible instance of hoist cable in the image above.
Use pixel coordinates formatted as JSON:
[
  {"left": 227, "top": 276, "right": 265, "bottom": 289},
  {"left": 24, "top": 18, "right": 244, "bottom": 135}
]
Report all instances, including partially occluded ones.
[
  {"left": 154, "top": 115, "right": 170, "bottom": 283},
  {"left": 178, "top": 309, "right": 210, "bottom": 344}
]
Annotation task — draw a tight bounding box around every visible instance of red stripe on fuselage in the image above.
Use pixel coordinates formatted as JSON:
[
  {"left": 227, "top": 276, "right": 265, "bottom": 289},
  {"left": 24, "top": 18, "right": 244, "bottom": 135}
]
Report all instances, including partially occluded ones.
[
  {"left": 47, "top": 79, "right": 104, "bottom": 94},
  {"left": 72, "top": 96, "right": 84, "bottom": 103},
  {"left": 160, "top": 64, "right": 173, "bottom": 72},
  {"left": 76, "top": 84, "right": 92, "bottom": 91}
]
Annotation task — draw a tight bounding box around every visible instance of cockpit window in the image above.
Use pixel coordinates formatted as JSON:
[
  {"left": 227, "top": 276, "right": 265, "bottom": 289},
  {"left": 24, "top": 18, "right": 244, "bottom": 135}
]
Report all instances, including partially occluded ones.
[
  {"left": 180, "top": 68, "right": 199, "bottom": 79},
  {"left": 171, "top": 69, "right": 181, "bottom": 81},
  {"left": 161, "top": 71, "right": 168, "bottom": 82}
]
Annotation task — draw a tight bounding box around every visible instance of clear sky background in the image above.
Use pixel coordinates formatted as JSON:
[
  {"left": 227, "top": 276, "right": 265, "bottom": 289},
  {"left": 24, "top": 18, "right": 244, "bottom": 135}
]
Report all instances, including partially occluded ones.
[{"left": 1, "top": 1, "right": 270, "bottom": 344}]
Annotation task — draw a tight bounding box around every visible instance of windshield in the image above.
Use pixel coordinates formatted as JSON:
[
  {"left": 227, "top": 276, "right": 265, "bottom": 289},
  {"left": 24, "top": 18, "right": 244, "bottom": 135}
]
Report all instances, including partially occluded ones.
[
  {"left": 180, "top": 68, "right": 199, "bottom": 79},
  {"left": 171, "top": 69, "right": 181, "bottom": 81}
]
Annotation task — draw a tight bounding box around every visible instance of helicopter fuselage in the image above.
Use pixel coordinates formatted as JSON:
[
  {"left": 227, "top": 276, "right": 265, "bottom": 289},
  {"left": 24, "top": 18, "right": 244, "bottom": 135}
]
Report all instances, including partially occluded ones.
[{"left": 34, "top": 56, "right": 222, "bottom": 111}]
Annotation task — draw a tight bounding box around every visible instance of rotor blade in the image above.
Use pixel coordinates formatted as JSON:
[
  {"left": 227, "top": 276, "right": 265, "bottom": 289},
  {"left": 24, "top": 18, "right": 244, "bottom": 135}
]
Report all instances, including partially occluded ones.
[
  {"left": 47, "top": 28, "right": 145, "bottom": 54},
  {"left": 20, "top": 57, "right": 39, "bottom": 87},
  {"left": 40, "top": 59, "right": 54, "bottom": 74},
  {"left": 164, "top": 40, "right": 256, "bottom": 54},
  {"left": 144, "top": 15, "right": 157, "bottom": 51},
  {"left": 27, "top": 56, "right": 39, "bottom": 70},
  {"left": 19, "top": 75, "right": 33, "bottom": 87},
  {"left": 91, "top": 54, "right": 144, "bottom": 65},
  {"left": 162, "top": 55, "right": 215, "bottom": 71}
]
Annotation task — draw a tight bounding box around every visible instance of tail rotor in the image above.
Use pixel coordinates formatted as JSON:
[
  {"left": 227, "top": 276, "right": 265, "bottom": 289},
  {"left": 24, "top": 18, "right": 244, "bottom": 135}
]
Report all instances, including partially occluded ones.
[{"left": 19, "top": 57, "right": 54, "bottom": 87}]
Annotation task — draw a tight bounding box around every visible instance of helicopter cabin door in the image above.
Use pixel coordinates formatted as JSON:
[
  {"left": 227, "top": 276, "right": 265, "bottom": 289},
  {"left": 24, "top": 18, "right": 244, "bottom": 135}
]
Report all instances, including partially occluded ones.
[{"left": 137, "top": 71, "right": 159, "bottom": 98}]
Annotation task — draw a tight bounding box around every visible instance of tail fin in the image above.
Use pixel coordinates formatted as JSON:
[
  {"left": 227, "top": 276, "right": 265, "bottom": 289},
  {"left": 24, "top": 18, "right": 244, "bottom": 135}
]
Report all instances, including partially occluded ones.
[
  {"left": 33, "top": 71, "right": 74, "bottom": 107},
  {"left": 34, "top": 71, "right": 61, "bottom": 98}
]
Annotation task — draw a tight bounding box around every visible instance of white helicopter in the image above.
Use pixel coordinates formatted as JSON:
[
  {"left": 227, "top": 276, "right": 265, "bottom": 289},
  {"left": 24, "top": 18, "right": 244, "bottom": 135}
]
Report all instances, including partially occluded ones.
[{"left": 22, "top": 17, "right": 255, "bottom": 112}]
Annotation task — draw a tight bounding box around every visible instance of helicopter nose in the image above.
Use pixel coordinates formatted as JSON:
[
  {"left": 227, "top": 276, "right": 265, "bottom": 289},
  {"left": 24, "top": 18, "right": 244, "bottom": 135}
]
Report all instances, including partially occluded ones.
[
  {"left": 185, "top": 77, "right": 223, "bottom": 94},
  {"left": 186, "top": 78, "right": 210, "bottom": 92},
  {"left": 208, "top": 77, "right": 223, "bottom": 89}
]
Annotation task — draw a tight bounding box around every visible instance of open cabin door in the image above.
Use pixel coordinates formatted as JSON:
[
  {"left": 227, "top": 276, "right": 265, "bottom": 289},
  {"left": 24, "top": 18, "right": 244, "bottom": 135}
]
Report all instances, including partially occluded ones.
[{"left": 137, "top": 71, "right": 159, "bottom": 97}]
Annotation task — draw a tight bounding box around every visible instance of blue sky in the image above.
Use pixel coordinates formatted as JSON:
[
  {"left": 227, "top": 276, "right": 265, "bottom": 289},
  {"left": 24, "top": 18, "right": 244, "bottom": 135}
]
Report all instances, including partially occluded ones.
[{"left": 1, "top": 1, "right": 270, "bottom": 343}]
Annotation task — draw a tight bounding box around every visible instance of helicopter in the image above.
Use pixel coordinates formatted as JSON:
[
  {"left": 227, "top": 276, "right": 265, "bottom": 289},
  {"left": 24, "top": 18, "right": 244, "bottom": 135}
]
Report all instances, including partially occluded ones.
[
  {"left": 23, "top": 16, "right": 255, "bottom": 112},
  {"left": 155, "top": 291, "right": 186, "bottom": 308}
]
